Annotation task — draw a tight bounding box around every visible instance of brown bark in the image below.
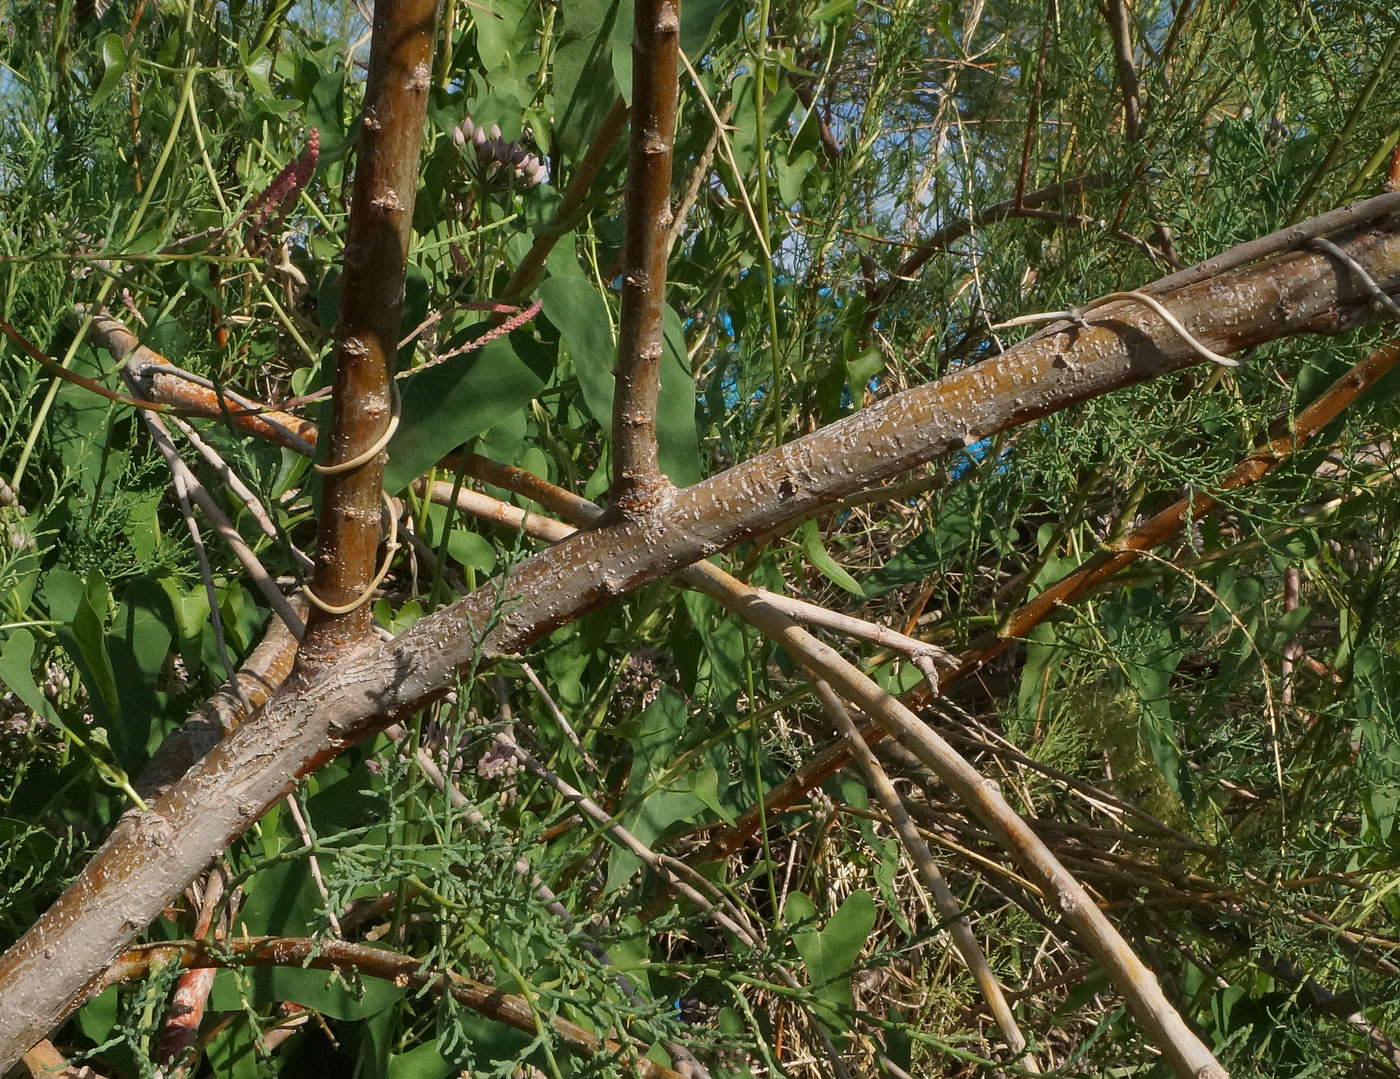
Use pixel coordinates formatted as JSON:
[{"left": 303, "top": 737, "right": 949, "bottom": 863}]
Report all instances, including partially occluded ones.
[
  {"left": 0, "top": 209, "right": 1397, "bottom": 1070},
  {"left": 101, "top": 938, "right": 684, "bottom": 1079},
  {"left": 610, "top": 0, "right": 680, "bottom": 510},
  {"left": 301, "top": 0, "right": 436, "bottom": 660},
  {"left": 697, "top": 333, "right": 1400, "bottom": 867}
]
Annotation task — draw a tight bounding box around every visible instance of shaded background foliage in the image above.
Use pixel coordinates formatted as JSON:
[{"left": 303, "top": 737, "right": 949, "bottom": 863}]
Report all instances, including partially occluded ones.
[{"left": 0, "top": 0, "right": 1399, "bottom": 1075}]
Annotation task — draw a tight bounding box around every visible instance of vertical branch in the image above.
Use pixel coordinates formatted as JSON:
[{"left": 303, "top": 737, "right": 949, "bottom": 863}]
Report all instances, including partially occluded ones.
[
  {"left": 610, "top": 0, "right": 680, "bottom": 512},
  {"left": 301, "top": 0, "right": 437, "bottom": 659},
  {"left": 1105, "top": 0, "right": 1142, "bottom": 142}
]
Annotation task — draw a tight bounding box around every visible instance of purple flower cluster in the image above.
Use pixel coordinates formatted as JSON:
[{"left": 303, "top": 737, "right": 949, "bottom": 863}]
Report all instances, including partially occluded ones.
[
  {"left": 452, "top": 117, "right": 548, "bottom": 188},
  {"left": 241, "top": 127, "right": 320, "bottom": 250}
]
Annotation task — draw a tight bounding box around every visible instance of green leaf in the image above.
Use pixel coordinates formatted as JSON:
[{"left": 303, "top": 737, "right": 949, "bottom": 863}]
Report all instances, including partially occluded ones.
[
  {"left": 801, "top": 521, "right": 865, "bottom": 596},
  {"left": 540, "top": 275, "right": 615, "bottom": 430},
  {"left": 659, "top": 306, "right": 702, "bottom": 485},
  {"left": 244, "top": 47, "right": 275, "bottom": 100},
  {"left": 56, "top": 571, "right": 120, "bottom": 728},
  {"left": 785, "top": 889, "right": 876, "bottom": 1028},
  {"left": 553, "top": 0, "right": 623, "bottom": 157},
  {"left": 384, "top": 331, "right": 553, "bottom": 493},
  {"left": 208, "top": 966, "right": 405, "bottom": 1021},
  {"left": 90, "top": 34, "right": 127, "bottom": 108},
  {"left": 0, "top": 630, "right": 55, "bottom": 720}
]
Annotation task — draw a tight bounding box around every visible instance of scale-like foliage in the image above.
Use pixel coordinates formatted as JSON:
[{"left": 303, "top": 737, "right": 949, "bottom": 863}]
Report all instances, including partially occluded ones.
[{"left": 0, "top": 1, "right": 1398, "bottom": 1076}]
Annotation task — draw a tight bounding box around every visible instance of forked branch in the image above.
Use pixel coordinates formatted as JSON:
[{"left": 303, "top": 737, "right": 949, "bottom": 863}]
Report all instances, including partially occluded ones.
[{"left": 1, "top": 204, "right": 1397, "bottom": 1072}]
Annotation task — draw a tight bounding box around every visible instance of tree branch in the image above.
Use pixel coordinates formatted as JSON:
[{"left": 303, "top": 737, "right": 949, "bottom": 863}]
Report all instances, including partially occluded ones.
[
  {"left": 699, "top": 332, "right": 1400, "bottom": 871},
  {"left": 301, "top": 0, "right": 435, "bottom": 657},
  {"left": 610, "top": 0, "right": 680, "bottom": 511},
  {"left": 100, "top": 938, "right": 684, "bottom": 1079},
  {"left": 1, "top": 208, "right": 1397, "bottom": 1071}
]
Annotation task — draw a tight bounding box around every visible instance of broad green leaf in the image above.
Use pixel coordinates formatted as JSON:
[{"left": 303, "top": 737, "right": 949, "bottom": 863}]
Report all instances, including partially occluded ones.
[
  {"left": 473, "top": 0, "right": 530, "bottom": 69},
  {"left": 861, "top": 484, "right": 977, "bottom": 596},
  {"left": 659, "top": 306, "right": 702, "bottom": 485},
  {"left": 108, "top": 577, "right": 175, "bottom": 768},
  {"left": 56, "top": 572, "right": 120, "bottom": 729},
  {"left": 90, "top": 34, "right": 127, "bottom": 108},
  {"left": 384, "top": 331, "right": 553, "bottom": 493},
  {"left": 552, "top": 0, "right": 623, "bottom": 157},
  {"left": 387, "top": 1043, "right": 456, "bottom": 1079},
  {"left": 801, "top": 520, "right": 865, "bottom": 596},
  {"left": 208, "top": 966, "right": 405, "bottom": 1021},
  {"left": 244, "top": 47, "right": 275, "bottom": 100},
  {"left": 683, "top": 591, "right": 747, "bottom": 700},
  {"left": 0, "top": 630, "right": 55, "bottom": 720},
  {"left": 784, "top": 889, "right": 877, "bottom": 1028},
  {"left": 540, "top": 275, "right": 615, "bottom": 430}
]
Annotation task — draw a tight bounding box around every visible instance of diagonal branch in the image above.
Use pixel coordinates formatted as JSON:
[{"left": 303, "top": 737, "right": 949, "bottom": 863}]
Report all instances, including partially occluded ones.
[
  {"left": 699, "top": 333, "right": 1400, "bottom": 872},
  {"left": 101, "top": 938, "right": 684, "bottom": 1079},
  {"left": 610, "top": 0, "right": 681, "bottom": 512},
  {"left": 813, "top": 682, "right": 1038, "bottom": 1071},
  {"left": 301, "top": 0, "right": 436, "bottom": 658},
  {"left": 0, "top": 206, "right": 1397, "bottom": 1071},
  {"left": 689, "top": 568, "right": 1227, "bottom": 1079}
]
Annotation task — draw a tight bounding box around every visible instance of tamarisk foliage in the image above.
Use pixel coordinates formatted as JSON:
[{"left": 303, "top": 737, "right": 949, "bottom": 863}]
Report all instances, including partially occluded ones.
[{"left": 0, "top": 2, "right": 1399, "bottom": 1078}]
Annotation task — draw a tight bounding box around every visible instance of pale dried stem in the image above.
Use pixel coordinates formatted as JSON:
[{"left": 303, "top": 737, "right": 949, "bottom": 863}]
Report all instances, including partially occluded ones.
[
  {"left": 812, "top": 681, "right": 1038, "bottom": 1070},
  {"left": 169, "top": 413, "right": 315, "bottom": 574},
  {"left": 168, "top": 456, "right": 250, "bottom": 712},
  {"left": 20, "top": 1040, "right": 108, "bottom": 1079},
  {"left": 686, "top": 567, "right": 1227, "bottom": 1079},
  {"left": 519, "top": 660, "right": 599, "bottom": 774},
  {"left": 128, "top": 389, "right": 305, "bottom": 635}
]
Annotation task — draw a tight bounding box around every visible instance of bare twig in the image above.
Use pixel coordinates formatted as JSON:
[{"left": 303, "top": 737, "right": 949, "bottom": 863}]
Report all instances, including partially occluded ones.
[
  {"left": 813, "top": 682, "right": 1038, "bottom": 1070},
  {"left": 127, "top": 392, "right": 305, "bottom": 635},
  {"left": 1105, "top": 0, "right": 1142, "bottom": 141}
]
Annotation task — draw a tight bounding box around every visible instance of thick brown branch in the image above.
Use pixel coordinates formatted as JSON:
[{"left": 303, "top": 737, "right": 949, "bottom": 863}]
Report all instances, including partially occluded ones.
[
  {"left": 303, "top": 0, "right": 436, "bottom": 657},
  {"left": 610, "top": 0, "right": 680, "bottom": 511},
  {"left": 698, "top": 333, "right": 1400, "bottom": 869},
  {"left": 0, "top": 209, "right": 1397, "bottom": 1070}
]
